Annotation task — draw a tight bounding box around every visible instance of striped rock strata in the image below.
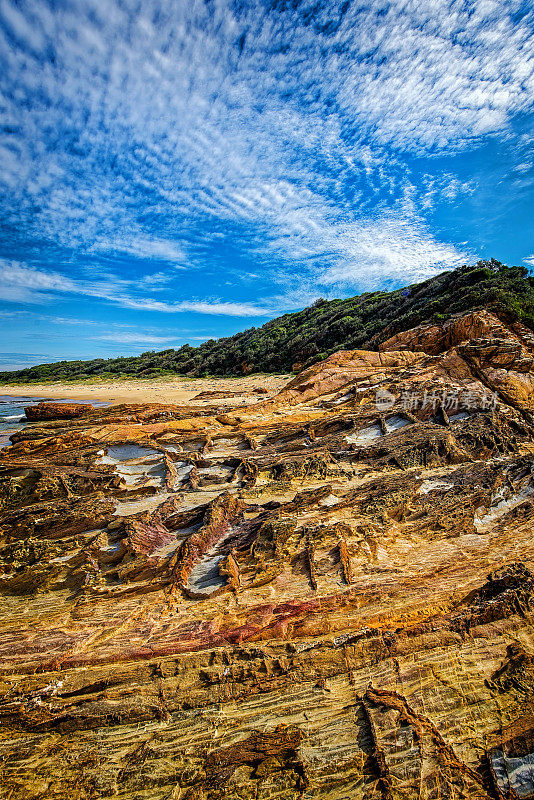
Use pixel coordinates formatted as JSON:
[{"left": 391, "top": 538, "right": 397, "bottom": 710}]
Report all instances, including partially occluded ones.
[{"left": 1, "top": 310, "right": 534, "bottom": 799}]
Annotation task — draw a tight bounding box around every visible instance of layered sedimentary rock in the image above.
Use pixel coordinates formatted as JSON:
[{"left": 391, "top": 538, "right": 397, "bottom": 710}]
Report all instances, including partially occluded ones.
[
  {"left": 2, "top": 311, "right": 534, "bottom": 798},
  {"left": 24, "top": 402, "right": 95, "bottom": 421}
]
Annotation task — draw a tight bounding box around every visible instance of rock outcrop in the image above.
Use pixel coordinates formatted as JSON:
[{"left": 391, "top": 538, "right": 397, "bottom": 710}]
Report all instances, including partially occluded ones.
[
  {"left": 2, "top": 310, "right": 534, "bottom": 798},
  {"left": 24, "top": 401, "right": 95, "bottom": 420},
  {"left": 379, "top": 309, "right": 508, "bottom": 355}
]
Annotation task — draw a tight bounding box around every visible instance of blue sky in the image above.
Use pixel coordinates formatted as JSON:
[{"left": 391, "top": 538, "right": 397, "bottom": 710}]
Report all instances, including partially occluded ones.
[{"left": 0, "top": 0, "right": 533, "bottom": 370}]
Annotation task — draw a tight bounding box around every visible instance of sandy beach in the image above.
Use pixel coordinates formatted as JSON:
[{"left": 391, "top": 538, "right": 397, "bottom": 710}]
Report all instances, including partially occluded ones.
[{"left": 0, "top": 374, "right": 290, "bottom": 406}]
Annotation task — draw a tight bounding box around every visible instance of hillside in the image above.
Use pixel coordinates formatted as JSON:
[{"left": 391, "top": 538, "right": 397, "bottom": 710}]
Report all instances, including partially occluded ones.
[{"left": 2, "top": 258, "right": 534, "bottom": 383}]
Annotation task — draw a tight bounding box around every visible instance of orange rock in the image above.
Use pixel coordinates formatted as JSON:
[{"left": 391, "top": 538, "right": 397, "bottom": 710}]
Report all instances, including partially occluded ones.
[
  {"left": 380, "top": 310, "right": 510, "bottom": 355},
  {"left": 24, "top": 401, "right": 94, "bottom": 420},
  {"left": 2, "top": 310, "right": 534, "bottom": 798}
]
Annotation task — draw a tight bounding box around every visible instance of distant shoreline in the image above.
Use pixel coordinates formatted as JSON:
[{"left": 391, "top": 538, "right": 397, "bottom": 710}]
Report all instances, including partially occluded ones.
[{"left": 0, "top": 375, "right": 289, "bottom": 406}]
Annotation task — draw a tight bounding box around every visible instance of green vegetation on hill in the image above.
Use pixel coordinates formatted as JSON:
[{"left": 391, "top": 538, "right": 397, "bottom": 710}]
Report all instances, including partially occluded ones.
[{"left": 2, "top": 260, "right": 534, "bottom": 383}]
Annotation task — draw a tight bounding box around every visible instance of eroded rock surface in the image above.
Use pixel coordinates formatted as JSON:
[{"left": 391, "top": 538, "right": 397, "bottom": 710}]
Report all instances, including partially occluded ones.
[
  {"left": 24, "top": 401, "right": 95, "bottom": 421},
  {"left": 2, "top": 311, "right": 534, "bottom": 798}
]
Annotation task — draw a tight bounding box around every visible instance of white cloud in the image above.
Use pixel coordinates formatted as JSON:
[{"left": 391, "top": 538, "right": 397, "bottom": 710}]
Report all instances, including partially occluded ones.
[
  {"left": 237, "top": 184, "right": 474, "bottom": 291},
  {"left": 0, "top": 259, "right": 274, "bottom": 316},
  {"left": 90, "top": 332, "right": 177, "bottom": 344},
  {"left": 1, "top": 0, "right": 529, "bottom": 288},
  {"left": 0, "top": 261, "right": 77, "bottom": 292},
  {"left": 419, "top": 175, "right": 478, "bottom": 210},
  {"left": 0, "top": 261, "right": 76, "bottom": 304},
  {"left": 0, "top": 352, "right": 52, "bottom": 371},
  {"left": 313, "top": 214, "right": 473, "bottom": 289},
  {"left": 115, "top": 298, "right": 274, "bottom": 317},
  {"left": 0, "top": 260, "right": 129, "bottom": 304},
  {"left": 0, "top": 0, "right": 530, "bottom": 331},
  {"left": 90, "top": 238, "right": 187, "bottom": 265}
]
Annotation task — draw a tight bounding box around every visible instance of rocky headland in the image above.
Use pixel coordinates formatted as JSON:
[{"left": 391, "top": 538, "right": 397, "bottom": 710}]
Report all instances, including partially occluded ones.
[{"left": 2, "top": 309, "right": 534, "bottom": 798}]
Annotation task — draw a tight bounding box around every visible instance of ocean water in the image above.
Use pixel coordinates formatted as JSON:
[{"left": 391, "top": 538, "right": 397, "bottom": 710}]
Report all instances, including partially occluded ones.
[
  {"left": 0, "top": 396, "right": 43, "bottom": 447},
  {"left": 0, "top": 396, "right": 110, "bottom": 448}
]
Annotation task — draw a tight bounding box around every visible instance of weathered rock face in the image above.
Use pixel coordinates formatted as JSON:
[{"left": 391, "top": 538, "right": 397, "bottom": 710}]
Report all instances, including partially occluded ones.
[
  {"left": 2, "top": 311, "right": 534, "bottom": 799},
  {"left": 24, "top": 401, "right": 95, "bottom": 420},
  {"left": 379, "top": 309, "right": 506, "bottom": 355}
]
